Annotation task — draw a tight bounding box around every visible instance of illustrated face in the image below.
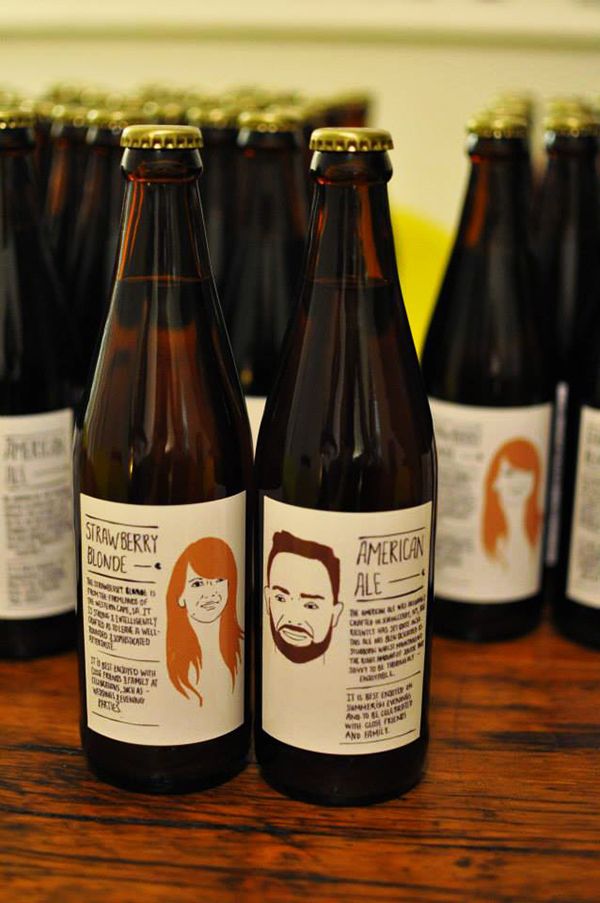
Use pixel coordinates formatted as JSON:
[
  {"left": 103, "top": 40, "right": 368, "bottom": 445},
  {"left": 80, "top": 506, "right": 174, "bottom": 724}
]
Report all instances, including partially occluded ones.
[
  {"left": 266, "top": 551, "right": 343, "bottom": 663},
  {"left": 493, "top": 457, "right": 535, "bottom": 507},
  {"left": 180, "top": 563, "right": 228, "bottom": 624}
]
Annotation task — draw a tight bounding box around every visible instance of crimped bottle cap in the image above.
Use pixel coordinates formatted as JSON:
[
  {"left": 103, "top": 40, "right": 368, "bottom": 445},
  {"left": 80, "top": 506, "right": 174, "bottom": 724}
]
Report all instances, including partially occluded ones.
[
  {"left": 186, "top": 104, "right": 239, "bottom": 129},
  {"left": 120, "top": 124, "right": 203, "bottom": 149},
  {"left": 87, "top": 107, "right": 146, "bottom": 131},
  {"left": 466, "top": 111, "right": 528, "bottom": 139},
  {"left": 238, "top": 108, "right": 303, "bottom": 132},
  {"left": 0, "top": 107, "right": 36, "bottom": 129},
  {"left": 51, "top": 103, "right": 89, "bottom": 127},
  {"left": 544, "top": 109, "right": 598, "bottom": 137},
  {"left": 309, "top": 127, "right": 393, "bottom": 152}
]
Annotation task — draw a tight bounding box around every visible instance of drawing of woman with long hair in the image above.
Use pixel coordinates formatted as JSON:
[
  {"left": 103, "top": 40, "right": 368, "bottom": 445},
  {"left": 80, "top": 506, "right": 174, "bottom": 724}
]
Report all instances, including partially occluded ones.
[
  {"left": 166, "top": 537, "right": 243, "bottom": 706},
  {"left": 482, "top": 438, "right": 543, "bottom": 567}
]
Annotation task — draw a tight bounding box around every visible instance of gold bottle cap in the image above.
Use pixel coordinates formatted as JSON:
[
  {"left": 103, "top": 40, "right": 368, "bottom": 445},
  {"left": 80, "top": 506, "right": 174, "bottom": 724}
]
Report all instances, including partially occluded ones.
[
  {"left": 186, "top": 104, "right": 239, "bottom": 129},
  {"left": 120, "top": 124, "right": 203, "bottom": 149},
  {"left": 238, "top": 108, "right": 303, "bottom": 133},
  {"left": 327, "top": 90, "right": 372, "bottom": 107},
  {"left": 544, "top": 109, "right": 598, "bottom": 137},
  {"left": 309, "top": 127, "right": 393, "bottom": 152},
  {"left": 87, "top": 107, "right": 146, "bottom": 131},
  {"left": 0, "top": 107, "right": 36, "bottom": 129},
  {"left": 546, "top": 94, "right": 587, "bottom": 114},
  {"left": 51, "top": 103, "right": 89, "bottom": 127},
  {"left": 466, "top": 111, "right": 528, "bottom": 139}
]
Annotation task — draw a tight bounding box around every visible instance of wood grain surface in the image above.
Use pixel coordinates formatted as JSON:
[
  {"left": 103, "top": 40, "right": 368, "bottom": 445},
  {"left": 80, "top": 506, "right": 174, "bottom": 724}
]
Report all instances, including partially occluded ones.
[{"left": 1, "top": 620, "right": 598, "bottom": 902}]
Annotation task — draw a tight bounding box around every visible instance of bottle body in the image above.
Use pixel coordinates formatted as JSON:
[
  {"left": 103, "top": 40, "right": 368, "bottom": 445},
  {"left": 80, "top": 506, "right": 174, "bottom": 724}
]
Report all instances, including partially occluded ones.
[
  {"left": 534, "top": 131, "right": 600, "bottom": 606},
  {"left": 255, "top": 140, "right": 436, "bottom": 805},
  {"left": 74, "top": 135, "right": 253, "bottom": 791},
  {"left": 422, "top": 130, "right": 551, "bottom": 641},
  {"left": 0, "top": 125, "right": 76, "bottom": 658},
  {"left": 554, "top": 312, "right": 600, "bottom": 647}
]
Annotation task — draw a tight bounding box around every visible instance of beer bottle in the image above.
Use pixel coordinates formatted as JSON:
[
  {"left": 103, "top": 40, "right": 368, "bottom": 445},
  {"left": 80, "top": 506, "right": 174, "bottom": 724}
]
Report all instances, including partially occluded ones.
[
  {"left": 534, "top": 107, "right": 600, "bottom": 604},
  {"left": 67, "top": 108, "right": 139, "bottom": 389},
  {"left": 186, "top": 104, "right": 239, "bottom": 297},
  {"left": 255, "top": 127, "right": 436, "bottom": 805},
  {"left": 555, "top": 309, "right": 600, "bottom": 647},
  {"left": 74, "top": 125, "right": 253, "bottom": 792},
  {"left": 326, "top": 91, "right": 372, "bottom": 127},
  {"left": 422, "top": 112, "right": 552, "bottom": 641},
  {"left": 223, "top": 109, "right": 308, "bottom": 447},
  {"left": 0, "top": 108, "right": 76, "bottom": 658},
  {"left": 44, "top": 103, "right": 89, "bottom": 282}
]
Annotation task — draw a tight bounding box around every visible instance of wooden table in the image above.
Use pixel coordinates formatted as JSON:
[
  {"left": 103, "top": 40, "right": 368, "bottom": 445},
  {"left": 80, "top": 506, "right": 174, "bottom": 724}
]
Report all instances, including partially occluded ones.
[{"left": 1, "top": 620, "right": 598, "bottom": 902}]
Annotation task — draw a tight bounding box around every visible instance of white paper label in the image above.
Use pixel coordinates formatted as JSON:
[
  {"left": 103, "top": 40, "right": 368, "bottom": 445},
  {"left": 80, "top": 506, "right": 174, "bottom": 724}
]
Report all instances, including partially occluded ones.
[
  {"left": 545, "top": 381, "right": 569, "bottom": 567},
  {"left": 0, "top": 410, "right": 75, "bottom": 619},
  {"left": 430, "top": 399, "right": 552, "bottom": 603},
  {"left": 261, "top": 497, "right": 433, "bottom": 755},
  {"left": 80, "top": 492, "right": 246, "bottom": 745},
  {"left": 245, "top": 395, "right": 266, "bottom": 451},
  {"left": 567, "top": 406, "right": 600, "bottom": 608}
]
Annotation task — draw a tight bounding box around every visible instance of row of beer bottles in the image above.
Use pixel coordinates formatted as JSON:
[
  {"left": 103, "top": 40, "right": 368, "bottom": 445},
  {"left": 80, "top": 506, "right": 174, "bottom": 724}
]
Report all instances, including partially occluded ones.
[
  {"left": 76, "top": 123, "right": 435, "bottom": 805},
  {"left": 38, "top": 103, "right": 314, "bottom": 401},
  {"left": 1, "top": 116, "right": 434, "bottom": 806},
  {"left": 422, "top": 107, "right": 600, "bottom": 647}
]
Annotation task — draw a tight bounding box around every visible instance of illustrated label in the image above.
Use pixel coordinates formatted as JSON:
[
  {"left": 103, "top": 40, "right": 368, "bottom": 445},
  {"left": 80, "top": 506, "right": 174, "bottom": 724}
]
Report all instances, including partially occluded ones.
[
  {"left": 567, "top": 406, "right": 600, "bottom": 608},
  {"left": 0, "top": 410, "right": 75, "bottom": 618},
  {"left": 545, "top": 382, "right": 569, "bottom": 567},
  {"left": 80, "top": 492, "right": 246, "bottom": 745},
  {"left": 430, "top": 399, "right": 552, "bottom": 603},
  {"left": 261, "top": 496, "right": 432, "bottom": 755},
  {"left": 245, "top": 395, "right": 266, "bottom": 450}
]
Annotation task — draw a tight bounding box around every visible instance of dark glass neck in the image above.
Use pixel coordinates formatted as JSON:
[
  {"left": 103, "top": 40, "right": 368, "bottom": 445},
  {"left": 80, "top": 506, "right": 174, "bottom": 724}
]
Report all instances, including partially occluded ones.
[
  {"left": 0, "top": 141, "right": 42, "bottom": 235},
  {"left": 539, "top": 134, "right": 599, "bottom": 226},
  {"left": 236, "top": 133, "right": 306, "bottom": 237},
  {"left": 115, "top": 148, "right": 212, "bottom": 282},
  {"left": 457, "top": 136, "right": 530, "bottom": 249},
  {"left": 306, "top": 150, "right": 397, "bottom": 284}
]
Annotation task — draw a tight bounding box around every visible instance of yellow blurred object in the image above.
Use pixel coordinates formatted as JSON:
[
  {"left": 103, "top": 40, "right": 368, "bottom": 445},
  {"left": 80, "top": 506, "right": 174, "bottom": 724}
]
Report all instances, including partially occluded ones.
[{"left": 391, "top": 206, "right": 451, "bottom": 356}]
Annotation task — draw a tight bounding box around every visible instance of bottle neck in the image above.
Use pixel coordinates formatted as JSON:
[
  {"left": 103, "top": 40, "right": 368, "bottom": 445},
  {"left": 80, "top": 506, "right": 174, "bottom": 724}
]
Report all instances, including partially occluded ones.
[
  {"left": 458, "top": 142, "right": 530, "bottom": 249},
  {"left": 115, "top": 151, "right": 211, "bottom": 282},
  {"left": 0, "top": 146, "right": 42, "bottom": 239},
  {"left": 238, "top": 145, "right": 306, "bottom": 239},
  {"left": 541, "top": 139, "right": 599, "bottom": 228},
  {"left": 306, "top": 173, "right": 397, "bottom": 285}
]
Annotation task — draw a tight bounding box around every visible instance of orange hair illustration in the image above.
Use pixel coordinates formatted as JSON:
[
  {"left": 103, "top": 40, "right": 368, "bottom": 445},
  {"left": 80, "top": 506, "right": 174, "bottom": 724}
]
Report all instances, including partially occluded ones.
[
  {"left": 482, "top": 438, "right": 542, "bottom": 560},
  {"left": 166, "top": 537, "right": 243, "bottom": 705}
]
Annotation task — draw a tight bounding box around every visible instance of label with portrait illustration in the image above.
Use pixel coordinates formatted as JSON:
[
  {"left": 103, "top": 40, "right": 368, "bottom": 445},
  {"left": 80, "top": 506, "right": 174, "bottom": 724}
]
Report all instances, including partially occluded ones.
[
  {"left": 567, "top": 405, "right": 600, "bottom": 608},
  {"left": 261, "top": 496, "right": 433, "bottom": 756},
  {"left": 429, "top": 399, "right": 552, "bottom": 603},
  {"left": 0, "top": 410, "right": 75, "bottom": 619},
  {"left": 80, "top": 492, "right": 245, "bottom": 745},
  {"left": 245, "top": 395, "right": 266, "bottom": 450}
]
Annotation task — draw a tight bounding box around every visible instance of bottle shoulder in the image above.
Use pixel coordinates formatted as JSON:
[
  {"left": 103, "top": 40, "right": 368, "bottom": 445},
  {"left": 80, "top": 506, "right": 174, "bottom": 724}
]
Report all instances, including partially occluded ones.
[
  {"left": 422, "top": 243, "right": 550, "bottom": 404},
  {"left": 256, "top": 279, "right": 435, "bottom": 510},
  {"left": 79, "top": 280, "right": 252, "bottom": 503}
]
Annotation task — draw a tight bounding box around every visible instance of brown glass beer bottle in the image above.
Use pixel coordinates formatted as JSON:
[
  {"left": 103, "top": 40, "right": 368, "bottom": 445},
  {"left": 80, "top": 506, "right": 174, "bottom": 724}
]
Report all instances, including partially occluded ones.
[
  {"left": 533, "top": 108, "right": 600, "bottom": 605},
  {"left": 555, "top": 293, "right": 600, "bottom": 648},
  {"left": 0, "top": 108, "right": 76, "bottom": 658},
  {"left": 186, "top": 104, "right": 240, "bottom": 298},
  {"left": 67, "top": 108, "right": 140, "bottom": 388},
  {"left": 74, "top": 125, "right": 253, "bottom": 792},
  {"left": 255, "top": 127, "right": 436, "bottom": 805},
  {"left": 223, "top": 109, "right": 308, "bottom": 447},
  {"left": 422, "top": 112, "right": 552, "bottom": 641},
  {"left": 44, "top": 103, "right": 89, "bottom": 282}
]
